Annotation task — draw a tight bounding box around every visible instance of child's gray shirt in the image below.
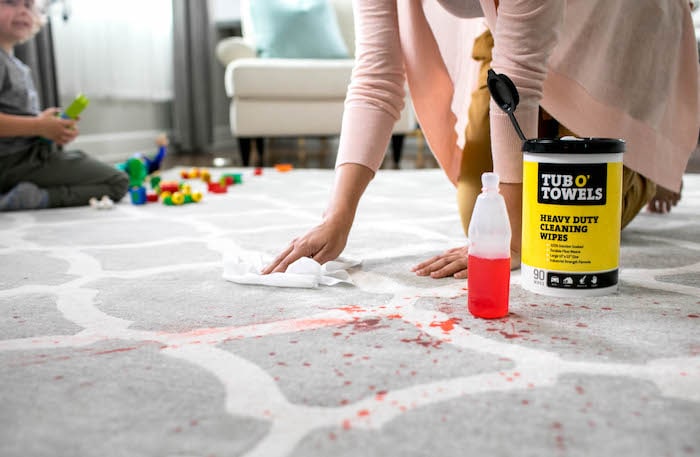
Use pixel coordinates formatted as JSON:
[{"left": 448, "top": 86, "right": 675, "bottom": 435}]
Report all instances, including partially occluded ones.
[{"left": 0, "top": 48, "right": 41, "bottom": 156}]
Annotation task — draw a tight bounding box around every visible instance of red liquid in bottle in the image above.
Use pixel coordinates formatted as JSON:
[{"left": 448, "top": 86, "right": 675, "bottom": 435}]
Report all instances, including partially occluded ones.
[{"left": 467, "top": 255, "right": 510, "bottom": 319}]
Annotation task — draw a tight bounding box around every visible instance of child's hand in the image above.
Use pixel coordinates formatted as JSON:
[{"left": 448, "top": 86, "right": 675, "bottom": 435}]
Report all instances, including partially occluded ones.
[{"left": 38, "top": 108, "right": 79, "bottom": 145}]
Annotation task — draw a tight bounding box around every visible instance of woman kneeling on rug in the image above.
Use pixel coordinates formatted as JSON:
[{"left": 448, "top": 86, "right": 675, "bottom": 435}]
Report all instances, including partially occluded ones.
[{"left": 263, "top": 0, "right": 699, "bottom": 278}]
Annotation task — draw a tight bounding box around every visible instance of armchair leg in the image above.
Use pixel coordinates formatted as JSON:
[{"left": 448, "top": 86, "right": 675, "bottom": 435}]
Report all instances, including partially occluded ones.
[
  {"left": 237, "top": 137, "right": 265, "bottom": 167},
  {"left": 238, "top": 138, "right": 252, "bottom": 167},
  {"left": 255, "top": 137, "right": 265, "bottom": 166},
  {"left": 391, "top": 134, "right": 405, "bottom": 168}
]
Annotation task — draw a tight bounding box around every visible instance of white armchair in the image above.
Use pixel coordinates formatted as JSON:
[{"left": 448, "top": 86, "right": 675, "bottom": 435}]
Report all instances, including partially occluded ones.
[{"left": 215, "top": 0, "right": 416, "bottom": 167}]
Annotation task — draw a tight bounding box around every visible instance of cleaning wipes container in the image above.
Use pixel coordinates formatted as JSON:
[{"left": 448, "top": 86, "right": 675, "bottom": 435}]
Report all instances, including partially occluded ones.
[{"left": 520, "top": 137, "right": 625, "bottom": 297}]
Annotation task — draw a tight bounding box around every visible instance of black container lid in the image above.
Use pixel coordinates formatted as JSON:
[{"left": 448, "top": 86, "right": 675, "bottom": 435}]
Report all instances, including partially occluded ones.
[{"left": 522, "top": 137, "right": 625, "bottom": 154}]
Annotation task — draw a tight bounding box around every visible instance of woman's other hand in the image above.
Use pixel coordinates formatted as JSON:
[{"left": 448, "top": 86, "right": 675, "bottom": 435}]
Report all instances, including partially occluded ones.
[
  {"left": 411, "top": 246, "right": 521, "bottom": 279},
  {"left": 411, "top": 246, "right": 470, "bottom": 279}
]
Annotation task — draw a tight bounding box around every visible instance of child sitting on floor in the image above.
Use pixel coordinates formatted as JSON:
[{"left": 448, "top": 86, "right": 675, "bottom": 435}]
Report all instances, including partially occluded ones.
[{"left": 0, "top": 0, "right": 128, "bottom": 211}]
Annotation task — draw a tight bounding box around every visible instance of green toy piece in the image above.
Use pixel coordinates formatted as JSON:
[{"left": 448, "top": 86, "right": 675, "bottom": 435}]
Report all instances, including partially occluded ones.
[
  {"left": 125, "top": 157, "right": 148, "bottom": 187},
  {"left": 62, "top": 94, "right": 90, "bottom": 120}
]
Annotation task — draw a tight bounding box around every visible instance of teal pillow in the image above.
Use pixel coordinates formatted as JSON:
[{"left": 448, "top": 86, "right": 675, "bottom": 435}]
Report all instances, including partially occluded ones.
[{"left": 250, "top": 0, "right": 350, "bottom": 59}]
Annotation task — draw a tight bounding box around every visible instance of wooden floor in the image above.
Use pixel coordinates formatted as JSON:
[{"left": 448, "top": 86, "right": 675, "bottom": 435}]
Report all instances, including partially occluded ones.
[{"left": 162, "top": 136, "right": 700, "bottom": 174}]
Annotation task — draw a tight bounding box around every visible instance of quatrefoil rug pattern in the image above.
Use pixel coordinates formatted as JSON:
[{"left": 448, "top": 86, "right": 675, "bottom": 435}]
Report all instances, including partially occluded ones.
[{"left": 1, "top": 169, "right": 698, "bottom": 457}]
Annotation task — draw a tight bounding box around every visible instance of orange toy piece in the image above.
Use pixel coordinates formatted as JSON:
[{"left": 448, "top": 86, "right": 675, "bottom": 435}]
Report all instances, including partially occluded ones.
[
  {"left": 180, "top": 168, "right": 203, "bottom": 179},
  {"left": 274, "top": 163, "right": 293, "bottom": 172}
]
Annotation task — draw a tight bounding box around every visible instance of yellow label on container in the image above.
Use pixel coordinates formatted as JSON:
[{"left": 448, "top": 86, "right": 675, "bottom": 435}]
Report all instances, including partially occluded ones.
[{"left": 522, "top": 160, "right": 623, "bottom": 274}]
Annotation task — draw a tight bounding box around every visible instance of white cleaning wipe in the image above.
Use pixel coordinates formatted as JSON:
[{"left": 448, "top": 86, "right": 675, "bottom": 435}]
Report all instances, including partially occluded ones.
[{"left": 222, "top": 255, "right": 360, "bottom": 288}]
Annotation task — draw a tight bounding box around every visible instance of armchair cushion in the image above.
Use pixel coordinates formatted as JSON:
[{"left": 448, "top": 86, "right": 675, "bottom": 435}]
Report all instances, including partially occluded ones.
[
  {"left": 250, "top": 0, "right": 349, "bottom": 59},
  {"left": 224, "top": 58, "right": 354, "bottom": 98}
]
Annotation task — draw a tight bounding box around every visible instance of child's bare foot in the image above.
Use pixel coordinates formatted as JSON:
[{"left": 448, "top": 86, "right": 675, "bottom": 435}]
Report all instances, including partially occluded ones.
[{"left": 647, "top": 183, "right": 681, "bottom": 214}]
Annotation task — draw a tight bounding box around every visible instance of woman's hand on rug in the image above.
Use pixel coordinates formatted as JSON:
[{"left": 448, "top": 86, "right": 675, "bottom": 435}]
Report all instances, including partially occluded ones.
[
  {"left": 647, "top": 183, "right": 681, "bottom": 214},
  {"left": 411, "top": 246, "right": 522, "bottom": 279},
  {"left": 262, "top": 219, "right": 350, "bottom": 274},
  {"left": 412, "top": 246, "right": 470, "bottom": 279}
]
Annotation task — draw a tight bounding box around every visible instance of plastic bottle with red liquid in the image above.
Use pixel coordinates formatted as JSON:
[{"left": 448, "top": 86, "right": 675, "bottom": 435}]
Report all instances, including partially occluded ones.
[{"left": 467, "top": 172, "right": 512, "bottom": 319}]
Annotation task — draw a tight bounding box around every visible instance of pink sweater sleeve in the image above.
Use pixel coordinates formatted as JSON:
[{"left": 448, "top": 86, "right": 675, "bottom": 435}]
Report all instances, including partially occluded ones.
[
  {"left": 487, "top": 0, "right": 566, "bottom": 183},
  {"left": 335, "top": 0, "right": 406, "bottom": 174}
]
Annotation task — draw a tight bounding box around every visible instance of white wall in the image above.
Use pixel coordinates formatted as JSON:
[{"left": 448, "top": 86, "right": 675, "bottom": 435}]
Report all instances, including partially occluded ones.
[{"left": 58, "top": 0, "right": 244, "bottom": 163}]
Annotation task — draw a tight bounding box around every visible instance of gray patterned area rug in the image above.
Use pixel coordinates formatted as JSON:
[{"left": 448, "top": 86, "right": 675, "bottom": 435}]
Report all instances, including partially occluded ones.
[{"left": 1, "top": 168, "right": 699, "bottom": 457}]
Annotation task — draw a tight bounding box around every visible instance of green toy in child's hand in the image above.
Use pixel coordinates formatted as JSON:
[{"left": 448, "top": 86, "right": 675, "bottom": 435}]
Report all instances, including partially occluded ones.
[{"left": 61, "top": 94, "right": 89, "bottom": 119}]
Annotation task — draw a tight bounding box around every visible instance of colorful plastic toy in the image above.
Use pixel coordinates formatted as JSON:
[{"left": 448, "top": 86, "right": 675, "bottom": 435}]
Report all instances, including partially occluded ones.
[
  {"left": 207, "top": 182, "right": 228, "bottom": 193},
  {"left": 89, "top": 195, "right": 114, "bottom": 210},
  {"left": 115, "top": 134, "right": 171, "bottom": 205},
  {"left": 61, "top": 94, "right": 89, "bottom": 120},
  {"left": 129, "top": 186, "right": 147, "bottom": 205},
  {"left": 275, "top": 163, "right": 293, "bottom": 172}
]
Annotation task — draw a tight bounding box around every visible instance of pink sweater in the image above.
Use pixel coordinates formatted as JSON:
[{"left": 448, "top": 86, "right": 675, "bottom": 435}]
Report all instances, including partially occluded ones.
[{"left": 336, "top": 0, "right": 700, "bottom": 193}]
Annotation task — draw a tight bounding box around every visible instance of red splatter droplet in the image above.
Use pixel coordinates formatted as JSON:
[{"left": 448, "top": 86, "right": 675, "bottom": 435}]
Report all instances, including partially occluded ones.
[
  {"left": 576, "top": 323, "right": 588, "bottom": 328},
  {"left": 688, "top": 314, "right": 699, "bottom": 319},
  {"left": 339, "top": 305, "right": 365, "bottom": 314},
  {"left": 429, "top": 318, "right": 460, "bottom": 333},
  {"left": 357, "top": 409, "right": 370, "bottom": 417},
  {"left": 575, "top": 386, "right": 585, "bottom": 395},
  {"left": 342, "top": 419, "right": 352, "bottom": 430}
]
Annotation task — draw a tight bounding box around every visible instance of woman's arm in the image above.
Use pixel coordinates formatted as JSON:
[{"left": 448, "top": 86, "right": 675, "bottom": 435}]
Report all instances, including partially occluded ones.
[
  {"left": 263, "top": 0, "right": 406, "bottom": 273},
  {"left": 262, "top": 163, "right": 374, "bottom": 273},
  {"left": 488, "top": 0, "right": 566, "bottom": 264},
  {"left": 334, "top": 0, "right": 407, "bottom": 172},
  {"left": 488, "top": 0, "right": 566, "bottom": 184}
]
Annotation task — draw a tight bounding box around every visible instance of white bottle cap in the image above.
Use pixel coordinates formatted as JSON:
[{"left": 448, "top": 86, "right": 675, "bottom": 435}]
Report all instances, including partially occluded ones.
[{"left": 482, "top": 172, "right": 500, "bottom": 191}]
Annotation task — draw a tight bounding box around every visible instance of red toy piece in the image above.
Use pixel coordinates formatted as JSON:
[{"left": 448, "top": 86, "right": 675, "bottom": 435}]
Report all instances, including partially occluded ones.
[{"left": 207, "top": 182, "right": 228, "bottom": 193}]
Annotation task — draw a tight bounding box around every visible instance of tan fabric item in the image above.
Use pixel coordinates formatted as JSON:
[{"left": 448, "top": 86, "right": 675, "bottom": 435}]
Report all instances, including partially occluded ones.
[
  {"left": 620, "top": 168, "right": 657, "bottom": 229},
  {"left": 458, "top": 27, "right": 656, "bottom": 235},
  {"left": 457, "top": 29, "right": 494, "bottom": 235},
  {"left": 556, "top": 122, "right": 656, "bottom": 230}
]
